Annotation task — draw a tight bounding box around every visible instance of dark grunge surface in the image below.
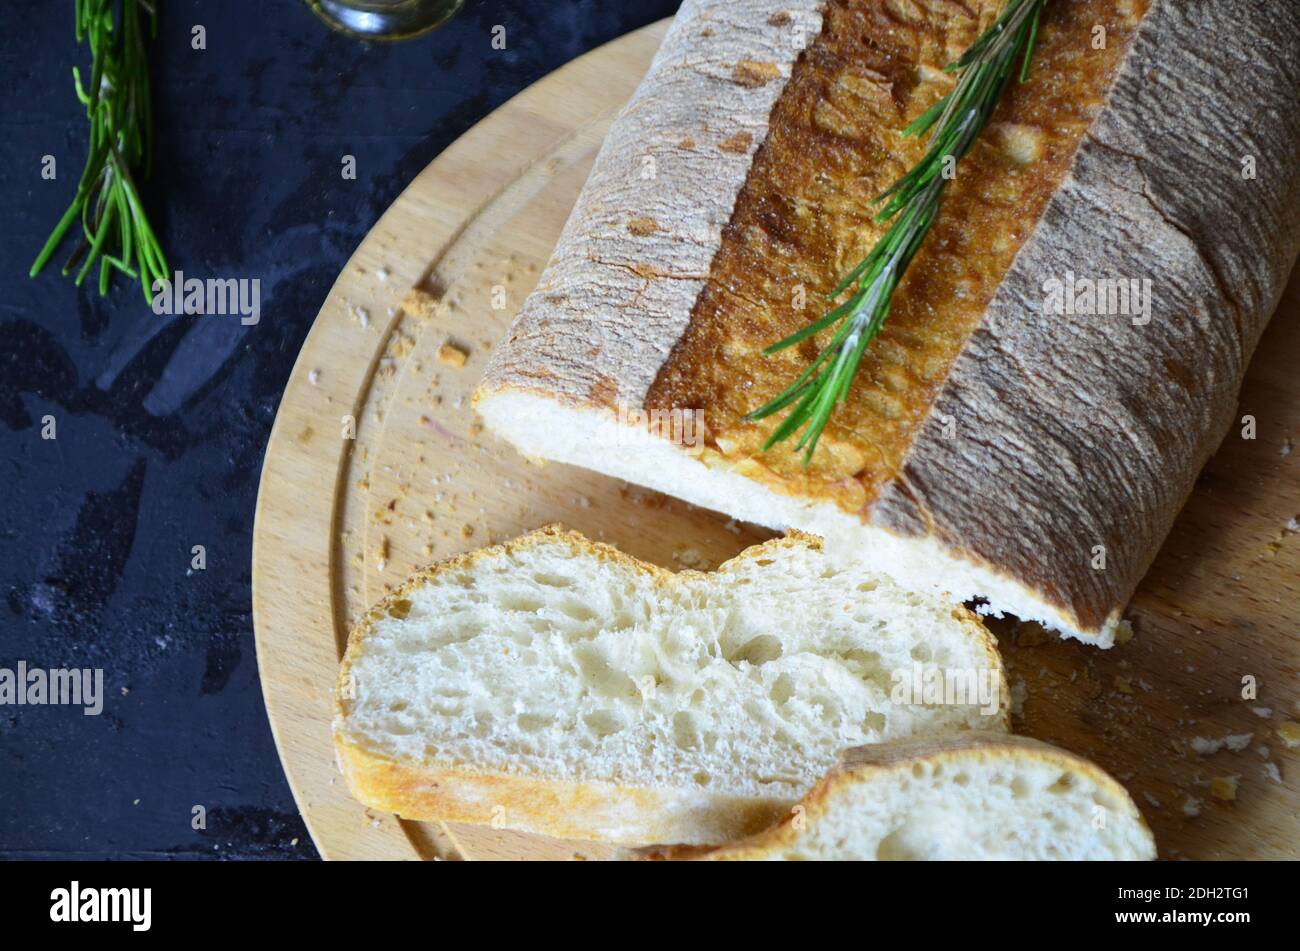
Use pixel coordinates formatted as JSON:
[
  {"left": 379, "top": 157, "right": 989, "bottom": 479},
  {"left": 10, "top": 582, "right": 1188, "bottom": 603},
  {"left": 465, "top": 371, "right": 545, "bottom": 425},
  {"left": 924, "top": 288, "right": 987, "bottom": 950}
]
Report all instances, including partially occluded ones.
[{"left": 0, "top": 0, "right": 678, "bottom": 860}]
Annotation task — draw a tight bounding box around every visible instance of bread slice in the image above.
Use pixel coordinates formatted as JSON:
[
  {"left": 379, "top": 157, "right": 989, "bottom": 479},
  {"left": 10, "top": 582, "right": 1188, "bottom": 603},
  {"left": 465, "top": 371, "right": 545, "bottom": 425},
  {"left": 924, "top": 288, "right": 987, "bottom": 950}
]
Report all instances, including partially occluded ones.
[
  {"left": 642, "top": 734, "right": 1156, "bottom": 860},
  {"left": 334, "top": 526, "right": 1008, "bottom": 845},
  {"left": 475, "top": 0, "right": 1300, "bottom": 647}
]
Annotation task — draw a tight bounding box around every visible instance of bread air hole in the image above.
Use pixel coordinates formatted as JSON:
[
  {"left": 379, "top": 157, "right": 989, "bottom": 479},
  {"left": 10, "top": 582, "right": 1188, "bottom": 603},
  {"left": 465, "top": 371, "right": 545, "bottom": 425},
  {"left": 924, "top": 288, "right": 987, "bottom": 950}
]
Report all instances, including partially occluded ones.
[
  {"left": 726, "top": 633, "right": 783, "bottom": 667},
  {"left": 502, "top": 595, "right": 545, "bottom": 613},
  {"left": 583, "top": 709, "right": 625, "bottom": 738},
  {"left": 531, "top": 572, "right": 574, "bottom": 588},
  {"left": 1047, "top": 771, "right": 1076, "bottom": 793},
  {"left": 673, "top": 711, "right": 701, "bottom": 751},
  {"left": 517, "top": 713, "right": 551, "bottom": 733}
]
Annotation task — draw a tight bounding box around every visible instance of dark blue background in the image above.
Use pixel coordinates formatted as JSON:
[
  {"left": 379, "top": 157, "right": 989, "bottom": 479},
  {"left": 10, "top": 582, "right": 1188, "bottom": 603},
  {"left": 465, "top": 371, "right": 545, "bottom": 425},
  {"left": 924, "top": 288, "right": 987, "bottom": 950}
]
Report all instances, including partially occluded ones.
[{"left": 0, "top": 0, "right": 677, "bottom": 860}]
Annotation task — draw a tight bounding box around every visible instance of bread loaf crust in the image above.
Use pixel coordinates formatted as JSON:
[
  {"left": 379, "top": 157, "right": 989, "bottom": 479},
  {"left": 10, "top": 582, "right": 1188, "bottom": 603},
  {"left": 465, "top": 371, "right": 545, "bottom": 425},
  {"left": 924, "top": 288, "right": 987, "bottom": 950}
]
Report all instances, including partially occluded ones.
[
  {"left": 481, "top": 0, "right": 822, "bottom": 407},
  {"left": 477, "top": 0, "right": 1300, "bottom": 643},
  {"left": 872, "top": 0, "right": 1300, "bottom": 633}
]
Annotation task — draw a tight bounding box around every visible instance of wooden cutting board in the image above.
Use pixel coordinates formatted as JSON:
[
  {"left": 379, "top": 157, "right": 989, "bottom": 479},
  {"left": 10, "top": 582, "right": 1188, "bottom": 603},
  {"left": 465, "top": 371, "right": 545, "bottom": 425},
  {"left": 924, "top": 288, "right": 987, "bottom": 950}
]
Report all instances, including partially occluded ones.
[{"left": 252, "top": 17, "right": 1300, "bottom": 861}]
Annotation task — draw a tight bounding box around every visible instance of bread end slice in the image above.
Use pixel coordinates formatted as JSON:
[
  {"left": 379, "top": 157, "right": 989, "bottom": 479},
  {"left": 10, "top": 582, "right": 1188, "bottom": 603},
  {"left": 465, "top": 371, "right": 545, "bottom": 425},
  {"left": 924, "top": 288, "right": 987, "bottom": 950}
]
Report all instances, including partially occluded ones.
[{"left": 640, "top": 734, "right": 1155, "bottom": 860}]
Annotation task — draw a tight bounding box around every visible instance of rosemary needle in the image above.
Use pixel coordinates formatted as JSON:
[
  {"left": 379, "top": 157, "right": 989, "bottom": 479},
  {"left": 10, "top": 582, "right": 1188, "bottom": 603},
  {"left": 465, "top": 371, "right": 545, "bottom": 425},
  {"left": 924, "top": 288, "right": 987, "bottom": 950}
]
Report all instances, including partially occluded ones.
[
  {"left": 31, "top": 0, "right": 169, "bottom": 303},
  {"left": 748, "top": 0, "right": 1047, "bottom": 464}
]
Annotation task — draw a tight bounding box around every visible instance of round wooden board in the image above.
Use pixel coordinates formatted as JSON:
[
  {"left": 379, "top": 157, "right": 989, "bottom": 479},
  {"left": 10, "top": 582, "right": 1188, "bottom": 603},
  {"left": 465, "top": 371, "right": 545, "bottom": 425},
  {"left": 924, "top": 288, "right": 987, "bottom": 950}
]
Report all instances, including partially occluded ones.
[{"left": 253, "top": 17, "right": 1300, "bottom": 861}]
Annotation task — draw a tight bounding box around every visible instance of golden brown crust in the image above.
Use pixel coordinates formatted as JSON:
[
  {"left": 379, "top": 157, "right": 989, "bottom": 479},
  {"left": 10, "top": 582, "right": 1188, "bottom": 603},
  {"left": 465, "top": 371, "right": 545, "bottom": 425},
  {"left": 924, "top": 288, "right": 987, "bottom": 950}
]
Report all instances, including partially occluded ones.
[
  {"left": 334, "top": 735, "right": 788, "bottom": 845},
  {"left": 641, "top": 734, "right": 1154, "bottom": 860},
  {"left": 646, "top": 0, "right": 1150, "bottom": 506}
]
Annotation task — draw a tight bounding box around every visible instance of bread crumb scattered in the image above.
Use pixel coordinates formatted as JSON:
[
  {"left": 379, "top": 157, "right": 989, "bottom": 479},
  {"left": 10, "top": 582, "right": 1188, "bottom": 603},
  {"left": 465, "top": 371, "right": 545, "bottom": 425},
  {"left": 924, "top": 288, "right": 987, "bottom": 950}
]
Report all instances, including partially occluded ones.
[
  {"left": 438, "top": 341, "right": 469, "bottom": 368},
  {"left": 461, "top": 524, "right": 475, "bottom": 540},
  {"left": 672, "top": 547, "right": 708, "bottom": 570},
  {"left": 1191, "top": 733, "right": 1253, "bottom": 755},
  {"left": 1277, "top": 720, "right": 1300, "bottom": 748},
  {"left": 401, "top": 288, "right": 439, "bottom": 320},
  {"left": 1209, "top": 775, "right": 1238, "bottom": 801},
  {"left": 1263, "top": 762, "right": 1282, "bottom": 784},
  {"left": 1181, "top": 797, "right": 1201, "bottom": 818}
]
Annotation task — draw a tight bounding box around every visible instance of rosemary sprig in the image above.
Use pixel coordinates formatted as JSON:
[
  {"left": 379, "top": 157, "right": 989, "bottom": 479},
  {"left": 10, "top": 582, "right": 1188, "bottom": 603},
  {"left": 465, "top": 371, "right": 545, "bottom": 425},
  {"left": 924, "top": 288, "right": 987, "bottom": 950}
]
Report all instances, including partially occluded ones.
[
  {"left": 30, "top": 0, "right": 169, "bottom": 303},
  {"left": 747, "top": 0, "right": 1047, "bottom": 464}
]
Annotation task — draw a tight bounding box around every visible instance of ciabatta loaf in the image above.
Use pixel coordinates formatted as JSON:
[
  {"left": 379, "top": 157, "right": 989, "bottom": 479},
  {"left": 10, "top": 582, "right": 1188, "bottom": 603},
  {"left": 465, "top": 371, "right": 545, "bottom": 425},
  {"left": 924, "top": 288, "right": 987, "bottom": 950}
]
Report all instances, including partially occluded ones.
[
  {"left": 643, "top": 734, "right": 1156, "bottom": 860},
  {"left": 475, "top": 0, "right": 1300, "bottom": 646},
  {"left": 334, "top": 526, "right": 1007, "bottom": 845}
]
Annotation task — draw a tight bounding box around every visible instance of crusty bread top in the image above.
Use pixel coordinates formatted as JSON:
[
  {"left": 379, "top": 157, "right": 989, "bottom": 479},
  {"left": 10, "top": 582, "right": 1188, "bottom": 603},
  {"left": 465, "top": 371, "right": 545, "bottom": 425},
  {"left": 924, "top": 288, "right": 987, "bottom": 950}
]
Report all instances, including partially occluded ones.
[
  {"left": 478, "top": 0, "right": 1300, "bottom": 641},
  {"left": 477, "top": 0, "right": 821, "bottom": 410},
  {"left": 647, "top": 0, "right": 1149, "bottom": 505}
]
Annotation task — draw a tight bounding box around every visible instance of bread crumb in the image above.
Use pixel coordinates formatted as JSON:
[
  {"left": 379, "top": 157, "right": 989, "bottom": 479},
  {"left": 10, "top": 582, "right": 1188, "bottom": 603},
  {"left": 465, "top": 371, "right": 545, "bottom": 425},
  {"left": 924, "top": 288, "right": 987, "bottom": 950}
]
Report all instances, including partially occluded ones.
[
  {"left": 1182, "top": 797, "right": 1201, "bottom": 817},
  {"left": 1277, "top": 720, "right": 1300, "bottom": 748},
  {"left": 1113, "top": 619, "right": 1135, "bottom": 644},
  {"left": 401, "top": 288, "right": 439, "bottom": 320},
  {"left": 461, "top": 524, "right": 475, "bottom": 540},
  {"left": 308, "top": 369, "right": 320, "bottom": 385},
  {"left": 627, "top": 217, "right": 660, "bottom": 236},
  {"left": 438, "top": 341, "right": 469, "bottom": 368},
  {"left": 1190, "top": 734, "right": 1253, "bottom": 755},
  {"left": 1113, "top": 675, "right": 1133, "bottom": 695},
  {"left": 1209, "top": 775, "right": 1238, "bottom": 801},
  {"left": 1263, "top": 762, "right": 1282, "bottom": 784},
  {"left": 672, "top": 547, "right": 708, "bottom": 570},
  {"left": 1252, "top": 706, "right": 1273, "bottom": 718}
]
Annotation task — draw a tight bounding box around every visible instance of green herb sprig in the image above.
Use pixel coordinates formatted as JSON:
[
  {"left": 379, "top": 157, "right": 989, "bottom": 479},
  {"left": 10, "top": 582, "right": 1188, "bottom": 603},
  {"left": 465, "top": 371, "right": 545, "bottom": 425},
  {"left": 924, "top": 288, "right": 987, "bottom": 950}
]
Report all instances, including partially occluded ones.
[
  {"left": 31, "top": 0, "right": 169, "bottom": 302},
  {"left": 747, "top": 0, "right": 1046, "bottom": 464}
]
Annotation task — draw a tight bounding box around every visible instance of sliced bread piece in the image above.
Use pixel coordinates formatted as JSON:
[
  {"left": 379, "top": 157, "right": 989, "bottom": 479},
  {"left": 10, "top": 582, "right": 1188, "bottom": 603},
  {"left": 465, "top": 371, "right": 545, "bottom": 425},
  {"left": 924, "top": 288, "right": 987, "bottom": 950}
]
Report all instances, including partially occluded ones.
[
  {"left": 334, "top": 526, "right": 1008, "bottom": 845},
  {"left": 642, "top": 734, "right": 1155, "bottom": 860}
]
